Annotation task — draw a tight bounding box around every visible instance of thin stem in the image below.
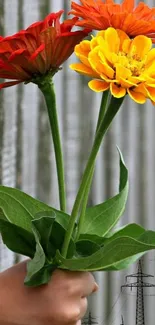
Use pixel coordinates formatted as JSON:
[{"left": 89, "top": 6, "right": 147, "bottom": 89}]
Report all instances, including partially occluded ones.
[
  {"left": 96, "top": 90, "right": 110, "bottom": 130},
  {"left": 39, "top": 79, "right": 66, "bottom": 212},
  {"left": 61, "top": 96, "right": 124, "bottom": 257},
  {"left": 75, "top": 90, "right": 110, "bottom": 241}
]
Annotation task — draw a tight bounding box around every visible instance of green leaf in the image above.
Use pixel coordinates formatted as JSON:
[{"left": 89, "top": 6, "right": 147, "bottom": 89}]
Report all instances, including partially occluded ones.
[
  {"left": 76, "top": 240, "right": 100, "bottom": 257},
  {"left": 0, "top": 186, "right": 55, "bottom": 232},
  {"left": 104, "top": 253, "right": 145, "bottom": 271},
  {"left": 79, "top": 233, "right": 105, "bottom": 246},
  {"left": 0, "top": 186, "right": 71, "bottom": 233},
  {"left": 80, "top": 149, "right": 129, "bottom": 237},
  {"left": 24, "top": 265, "right": 54, "bottom": 287},
  {"left": 24, "top": 225, "right": 47, "bottom": 286},
  {"left": 32, "top": 211, "right": 56, "bottom": 258},
  {"left": 103, "top": 223, "right": 145, "bottom": 244},
  {"left": 51, "top": 220, "right": 75, "bottom": 259},
  {"left": 0, "top": 219, "right": 35, "bottom": 257},
  {"left": 0, "top": 208, "right": 7, "bottom": 220},
  {"left": 56, "top": 232, "right": 155, "bottom": 271}
]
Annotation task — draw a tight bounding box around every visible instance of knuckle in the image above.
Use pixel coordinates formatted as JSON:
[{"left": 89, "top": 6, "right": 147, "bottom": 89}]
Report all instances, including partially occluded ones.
[{"left": 63, "top": 307, "right": 81, "bottom": 323}]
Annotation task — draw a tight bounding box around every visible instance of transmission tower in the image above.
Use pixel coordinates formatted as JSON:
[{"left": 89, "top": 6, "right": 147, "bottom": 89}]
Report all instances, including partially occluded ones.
[
  {"left": 120, "top": 315, "right": 124, "bottom": 325},
  {"left": 82, "top": 312, "right": 98, "bottom": 325},
  {"left": 121, "top": 259, "right": 155, "bottom": 325}
]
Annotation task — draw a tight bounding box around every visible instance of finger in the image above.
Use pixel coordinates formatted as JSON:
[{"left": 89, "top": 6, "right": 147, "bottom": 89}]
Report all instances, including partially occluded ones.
[
  {"left": 76, "top": 320, "right": 81, "bottom": 325},
  {"left": 79, "top": 297, "right": 88, "bottom": 319},
  {"left": 80, "top": 273, "right": 98, "bottom": 297},
  {"left": 92, "top": 281, "right": 99, "bottom": 293}
]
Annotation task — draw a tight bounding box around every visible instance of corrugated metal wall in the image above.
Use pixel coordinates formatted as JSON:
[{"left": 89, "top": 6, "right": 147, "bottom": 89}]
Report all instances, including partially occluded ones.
[{"left": 0, "top": 0, "right": 155, "bottom": 324}]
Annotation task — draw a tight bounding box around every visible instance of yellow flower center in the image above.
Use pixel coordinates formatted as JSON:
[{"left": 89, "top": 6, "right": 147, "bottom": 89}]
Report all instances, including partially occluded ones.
[{"left": 116, "top": 49, "right": 146, "bottom": 78}]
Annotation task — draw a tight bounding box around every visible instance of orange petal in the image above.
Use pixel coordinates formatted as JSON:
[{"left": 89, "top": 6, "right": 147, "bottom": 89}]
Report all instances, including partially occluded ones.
[
  {"left": 70, "top": 63, "right": 98, "bottom": 77},
  {"left": 145, "top": 86, "right": 155, "bottom": 102},
  {"left": 89, "top": 79, "right": 109, "bottom": 92},
  {"left": 122, "top": 0, "right": 134, "bottom": 12},
  {"left": 127, "top": 88, "right": 146, "bottom": 104},
  {"left": 110, "top": 83, "right": 126, "bottom": 98},
  {"left": 119, "top": 78, "right": 136, "bottom": 88}
]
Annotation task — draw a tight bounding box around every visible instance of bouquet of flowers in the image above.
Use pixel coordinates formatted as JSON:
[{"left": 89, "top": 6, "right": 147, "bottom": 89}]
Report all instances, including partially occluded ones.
[{"left": 0, "top": 0, "right": 155, "bottom": 286}]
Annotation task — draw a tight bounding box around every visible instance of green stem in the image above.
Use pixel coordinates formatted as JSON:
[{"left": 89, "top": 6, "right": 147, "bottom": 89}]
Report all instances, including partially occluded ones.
[
  {"left": 39, "top": 79, "right": 66, "bottom": 212},
  {"left": 75, "top": 90, "right": 110, "bottom": 241},
  {"left": 96, "top": 90, "right": 110, "bottom": 130},
  {"left": 61, "top": 96, "right": 124, "bottom": 257}
]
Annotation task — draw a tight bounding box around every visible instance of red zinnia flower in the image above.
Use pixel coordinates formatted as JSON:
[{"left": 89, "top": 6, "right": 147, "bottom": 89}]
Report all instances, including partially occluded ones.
[
  {"left": 70, "top": 0, "right": 155, "bottom": 42},
  {"left": 0, "top": 10, "right": 89, "bottom": 89}
]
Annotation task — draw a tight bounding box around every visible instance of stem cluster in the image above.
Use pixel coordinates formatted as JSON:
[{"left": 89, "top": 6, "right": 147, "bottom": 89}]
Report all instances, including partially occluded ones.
[{"left": 40, "top": 77, "right": 124, "bottom": 258}]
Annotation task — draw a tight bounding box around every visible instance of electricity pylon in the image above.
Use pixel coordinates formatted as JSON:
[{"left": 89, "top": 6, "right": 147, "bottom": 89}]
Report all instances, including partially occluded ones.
[
  {"left": 82, "top": 312, "right": 98, "bottom": 325},
  {"left": 120, "top": 315, "right": 124, "bottom": 325},
  {"left": 121, "top": 259, "right": 155, "bottom": 325}
]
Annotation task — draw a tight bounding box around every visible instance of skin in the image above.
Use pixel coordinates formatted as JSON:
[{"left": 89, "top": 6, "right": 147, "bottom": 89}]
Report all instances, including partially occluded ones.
[{"left": 0, "top": 261, "right": 98, "bottom": 325}]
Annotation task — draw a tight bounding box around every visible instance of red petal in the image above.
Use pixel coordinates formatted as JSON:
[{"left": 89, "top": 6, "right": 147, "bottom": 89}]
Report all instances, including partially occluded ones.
[
  {"left": 29, "top": 43, "right": 45, "bottom": 61},
  {"left": 9, "top": 48, "right": 28, "bottom": 61},
  {"left": 0, "top": 80, "right": 22, "bottom": 89}
]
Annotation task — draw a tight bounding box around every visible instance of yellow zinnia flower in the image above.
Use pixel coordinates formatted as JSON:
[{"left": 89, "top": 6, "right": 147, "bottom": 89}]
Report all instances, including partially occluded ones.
[{"left": 70, "top": 27, "right": 155, "bottom": 104}]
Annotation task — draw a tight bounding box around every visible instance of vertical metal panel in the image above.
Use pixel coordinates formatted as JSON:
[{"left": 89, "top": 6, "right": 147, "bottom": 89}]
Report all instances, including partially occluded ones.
[
  {"left": 0, "top": 0, "right": 18, "bottom": 271},
  {"left": 0, "top": 0, "right": 155, "bottom": 324}
]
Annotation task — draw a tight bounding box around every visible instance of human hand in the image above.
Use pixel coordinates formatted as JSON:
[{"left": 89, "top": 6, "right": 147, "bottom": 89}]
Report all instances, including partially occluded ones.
[{"left": 0, "top": 260, "right": 98, "bottom": 325}]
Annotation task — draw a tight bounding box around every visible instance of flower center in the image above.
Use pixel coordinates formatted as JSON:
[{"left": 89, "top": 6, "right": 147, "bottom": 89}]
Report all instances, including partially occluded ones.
[{"left": 117, "top": 51, "right": 146, "bottom": 77}]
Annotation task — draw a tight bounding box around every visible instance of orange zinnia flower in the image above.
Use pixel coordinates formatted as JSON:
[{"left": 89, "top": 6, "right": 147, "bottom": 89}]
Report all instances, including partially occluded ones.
[
  {"left": 70, "top": 0, "right": 155, "bottom": 42},
  {"left": 0, "top": 10, "right": 89, "bottom": 89}
]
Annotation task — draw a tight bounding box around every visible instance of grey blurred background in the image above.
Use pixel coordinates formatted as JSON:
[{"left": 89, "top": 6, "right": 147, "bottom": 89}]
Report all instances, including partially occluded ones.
[{"left": 0, "top": 0, "right": 155, "bottom": 324}]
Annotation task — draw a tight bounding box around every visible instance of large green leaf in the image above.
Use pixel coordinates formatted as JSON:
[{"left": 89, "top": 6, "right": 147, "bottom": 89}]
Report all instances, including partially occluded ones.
[
  {"left": 56, "top": 232, "right": 155, "bottom": 271},
  {"left": 103, "top": 253, "right": 145, "bottom": 271},
  {"left": 0, "top": 219, "right": 35, "bottom": 257},
  {"left": 103, "top": 223, "right": 145, "bottom": 244},
  {"left": 76, "top": 239, "right": 101, "bottom": 257},
  {"left": 80, "top": 150, "right": 129, "bottom": 237},
  {"left": 0, "top": 186, "right": 70, "bottom": 232},
  {"left": 0, "top": 186, "right": 55, "bottom": 231}
]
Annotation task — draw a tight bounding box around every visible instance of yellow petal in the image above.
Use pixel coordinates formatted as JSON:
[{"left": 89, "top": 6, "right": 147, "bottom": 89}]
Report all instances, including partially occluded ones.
[
  {"left": 94, "top": 38, "right": 113, "bottom": 64},
  {"left": 145, "top": 62, "right": 155, "bottom": 78},
  {"left": 119, "top": 78, "right": 136, "bottom": 88},
  {"left": 122, "top": 39, "right": 132, "bottom": 54},
  {"left": 88, "top": 49, "right": 115, "bottom": 79},
  {"left": 127, "top": 88, "right": 146, "bottom": 104},
  {"left": 70, "top": 63, "right": 98, "bottom": 77},
  {"left": 90, "top": 36, "right": 100, "bottom": 50},
  {"left": 105, "top": 28, "right": 120, "bottom": 53},
  {"left": 75, "top": 41, "right": 91, "bottom": 57},
  {"left": 115, "top": 64, "right": 131, "bottom": 80},
  {"left": 110, "top": 83, "right": 126, "bottom": 98},
  {"left": 74, "top": 41, "right": 91, "bottom": 67},
  {"left": 116, "top": 29, "right": 129, "bottom": 51},
  {"left": 129, "top": 76, "right": 146, "bottom": 84},
  {"left": 89, "top": 80, "right": 109, "bottom": 92},
  {"left": 145, "top": 48, "right": 155, "bottom": 67},
  {"left": 129, "top": 35, "right": 152, "bottom": 59},
  {"left": 97, "top": 30, "right": 106, "bottom": 38}
]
